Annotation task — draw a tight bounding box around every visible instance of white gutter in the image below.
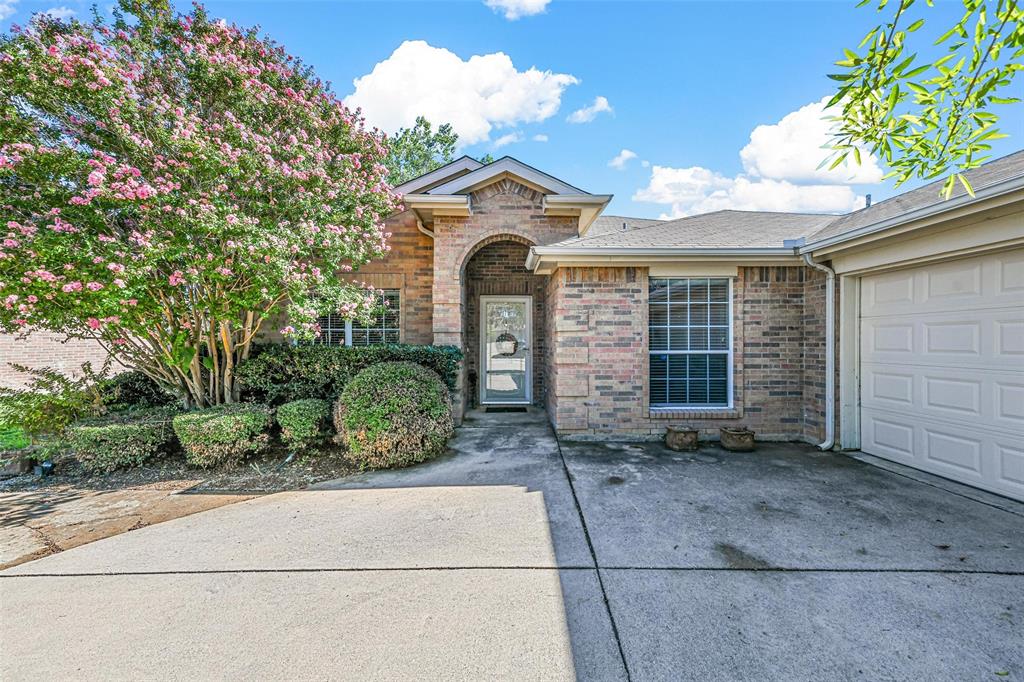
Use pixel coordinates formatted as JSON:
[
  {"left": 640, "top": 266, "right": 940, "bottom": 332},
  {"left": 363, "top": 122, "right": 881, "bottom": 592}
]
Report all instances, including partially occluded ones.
[
  {"left": 800, "top": 173, "right": 1024, "bottom": 253},
  {"left": 802, "top": 253, "right": 835, "bottom": 451},
  {"left": 525, "top": 246, "right": 798, "bottom": 270}
]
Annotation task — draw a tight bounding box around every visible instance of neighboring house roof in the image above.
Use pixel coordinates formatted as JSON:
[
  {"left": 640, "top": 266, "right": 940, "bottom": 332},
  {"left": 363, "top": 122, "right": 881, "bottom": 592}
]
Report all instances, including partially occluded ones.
[
  {"left": 804, "top": 149, "right": 1024, "bottom": 245},
  {"left": 584, "top": 215, "right": 664, "bottom": 238},
  {"left": 549, "top": 210, "right": 835, "bottom": 249}
]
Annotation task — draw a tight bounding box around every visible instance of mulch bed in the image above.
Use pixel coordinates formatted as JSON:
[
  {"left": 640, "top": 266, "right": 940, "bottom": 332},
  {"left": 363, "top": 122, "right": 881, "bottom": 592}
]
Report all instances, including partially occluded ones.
[{"left": 0, "top": 443, "right": 359, "bottom": 494}]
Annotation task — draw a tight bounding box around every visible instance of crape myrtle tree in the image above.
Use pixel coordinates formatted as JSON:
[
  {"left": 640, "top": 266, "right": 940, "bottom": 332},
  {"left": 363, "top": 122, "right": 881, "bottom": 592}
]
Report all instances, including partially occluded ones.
[
  {"left": 0, "top": 1, "right": 402, "bottom": 407},
  {"left": 829, "top": 0, "right": 1023, "bottom": 196}
]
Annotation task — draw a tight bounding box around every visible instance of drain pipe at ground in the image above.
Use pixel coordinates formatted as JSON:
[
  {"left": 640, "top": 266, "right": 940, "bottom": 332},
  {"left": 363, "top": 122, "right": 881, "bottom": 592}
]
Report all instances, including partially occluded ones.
[{"left": 803, "top": 253, "right": 836, "bottom": 451}]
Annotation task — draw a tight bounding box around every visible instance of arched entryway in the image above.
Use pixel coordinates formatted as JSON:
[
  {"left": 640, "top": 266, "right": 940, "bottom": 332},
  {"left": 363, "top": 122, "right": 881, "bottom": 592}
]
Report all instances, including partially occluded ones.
[{"left": 461, "top": 238, "right": 548, "bottom": 408}]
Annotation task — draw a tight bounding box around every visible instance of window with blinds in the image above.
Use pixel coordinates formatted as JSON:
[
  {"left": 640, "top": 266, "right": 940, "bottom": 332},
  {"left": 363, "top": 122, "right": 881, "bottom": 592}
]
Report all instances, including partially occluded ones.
[
  {"left": 316, "top": 289, "right": 400, "bottom": 347},
  {"left": 649, "top": 277, "right": 731, "bottom": 408}
]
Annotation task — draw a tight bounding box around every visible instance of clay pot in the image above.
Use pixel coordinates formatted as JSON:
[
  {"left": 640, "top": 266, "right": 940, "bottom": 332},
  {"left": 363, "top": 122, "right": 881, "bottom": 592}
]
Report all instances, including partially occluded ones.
[
  {"left": 720, "top": 427, "right": 755, "bottom": 452},
  {"left": 665, "top": 426, "right": 699, "bottom": 452}
]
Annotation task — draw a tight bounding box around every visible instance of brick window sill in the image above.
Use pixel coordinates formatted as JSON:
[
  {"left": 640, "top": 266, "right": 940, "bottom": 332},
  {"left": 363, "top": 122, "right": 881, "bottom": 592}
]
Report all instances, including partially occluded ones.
[{"left": 649, "top": 408, "right": 741, "bottom": 420}]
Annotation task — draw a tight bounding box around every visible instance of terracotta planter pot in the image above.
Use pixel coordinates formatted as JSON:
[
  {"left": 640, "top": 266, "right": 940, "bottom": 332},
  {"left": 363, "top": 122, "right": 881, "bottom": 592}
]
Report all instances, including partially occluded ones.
[
  {"left": 665, "top": 426, "right": 699, "bottom": 452},
  {"left": 720, "top": 427, "right": 755, "bottom": 452}
]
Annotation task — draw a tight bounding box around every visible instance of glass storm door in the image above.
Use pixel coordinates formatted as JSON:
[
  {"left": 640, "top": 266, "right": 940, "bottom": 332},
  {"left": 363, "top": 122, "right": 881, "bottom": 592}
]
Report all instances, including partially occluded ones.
[{"left": 480, "top": 296, "right": 532, "bottom": 404}]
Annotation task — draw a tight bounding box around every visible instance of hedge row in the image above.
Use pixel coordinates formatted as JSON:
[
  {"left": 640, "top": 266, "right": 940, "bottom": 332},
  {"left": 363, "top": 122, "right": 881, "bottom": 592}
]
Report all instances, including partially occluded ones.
[
  {"left": 67, "top": 407, "right": 180, "bottom": 473},
  {"left": 235, "top": 343, "right": 462, "bottom": 405}
]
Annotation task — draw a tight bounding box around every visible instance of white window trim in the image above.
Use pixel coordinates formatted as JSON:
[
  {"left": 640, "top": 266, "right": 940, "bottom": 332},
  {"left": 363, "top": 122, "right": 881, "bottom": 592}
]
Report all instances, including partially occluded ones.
[
  {"left": 648, "top": 277, "right": 734, "bottom": 410},
  {"left": 317, "top": 289, "right": 400, "bottom": 347}
]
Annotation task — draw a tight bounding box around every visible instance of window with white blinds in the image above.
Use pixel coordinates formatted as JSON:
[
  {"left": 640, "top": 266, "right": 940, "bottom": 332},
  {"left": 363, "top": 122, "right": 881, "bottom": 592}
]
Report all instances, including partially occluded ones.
[
  {"left": 649, "top": 277, "right": 731, "bottom": 408},
  {"left": 316, "top": 289, "right": 400, "bottom": 347}
]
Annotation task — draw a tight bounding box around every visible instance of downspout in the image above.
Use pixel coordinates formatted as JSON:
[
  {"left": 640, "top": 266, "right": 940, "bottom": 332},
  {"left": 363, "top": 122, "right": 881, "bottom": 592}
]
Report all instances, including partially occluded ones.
[
  {"left": 416, "top": 218, "right": 434, "bottom": 239},
  {"left": 803, "top": 253, "right": 835, "bottom": 451}
]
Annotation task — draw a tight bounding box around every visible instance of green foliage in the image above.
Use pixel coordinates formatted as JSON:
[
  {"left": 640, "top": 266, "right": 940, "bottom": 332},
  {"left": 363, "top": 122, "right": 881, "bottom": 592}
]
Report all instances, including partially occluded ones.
[
  {"left": 66, "top": 408, "right": 180, "bottom": 473},
  {"left": 386, "top": 116, "right": 458, "bottom": 185},
  {"left": 0, "top": 2, "right": 400, "bottom": 408},
  {"left": 0, "top": 362, "right": 109, "bottom": 443},
  {"left": 98, "top": 371, "right": 179, "bottom": 412},
  {"left": 334, "top": 362, "right": 453, "bottom": 469},
  {"left": 276, "top": 398, "right": 331, "bottom": 451},
  {"left": 172, "top": 403, "right": 272, "bottom": 468},
  {"left": 829, "top": 0, "right": 1023, "bottom": 195},
  {"left": 236, "top": 343, "right": 463, "bottom": 405},
  {"left": 0, "top": 425, "right": 29, "bottom": 451}
]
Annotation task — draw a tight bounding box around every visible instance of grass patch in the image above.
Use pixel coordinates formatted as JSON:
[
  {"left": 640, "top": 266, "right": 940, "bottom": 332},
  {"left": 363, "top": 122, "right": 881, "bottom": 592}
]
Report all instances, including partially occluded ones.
[{"left": 0, "top": 424, "right": 29, "bottom": 450}]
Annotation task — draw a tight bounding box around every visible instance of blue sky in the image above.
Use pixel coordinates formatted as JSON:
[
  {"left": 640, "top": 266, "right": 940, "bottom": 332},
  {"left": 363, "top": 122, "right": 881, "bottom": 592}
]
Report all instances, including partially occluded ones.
[{"left": 4, "top": 0, "right": 1022, "bottom": 218}]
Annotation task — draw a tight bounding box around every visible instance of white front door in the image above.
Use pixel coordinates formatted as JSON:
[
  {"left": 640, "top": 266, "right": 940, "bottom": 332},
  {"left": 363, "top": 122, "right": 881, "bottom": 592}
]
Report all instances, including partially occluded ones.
[
  {"left": 859, "top": 249, "right": 1024, "bottom": 501},
  {"left": 480, "top": 296, "right": 532, "bottom": 405}
]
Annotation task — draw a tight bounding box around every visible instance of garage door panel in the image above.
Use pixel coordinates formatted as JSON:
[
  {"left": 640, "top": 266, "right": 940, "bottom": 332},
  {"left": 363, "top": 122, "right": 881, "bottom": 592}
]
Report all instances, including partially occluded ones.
[
  {"left": 996, "top": 381, "right": 1024, "bottom": 426},
  {"left": 923, "top": 258, "right": 983, "bottom": 305},
  {"left": 862, "top": 251, "right": 1024, "bottom": 316},
  {"left": 863, "top": 364, "right": 1021, "bottom": 428},
  {"left": 996, "top": 442, "right": 1024, "bottom": 492},
  {"left": 860, "top": 249, "right": 1024, "bottom": 502},
  {"left": 863, "top": 307, "right": 1024, "bottom": 369}
]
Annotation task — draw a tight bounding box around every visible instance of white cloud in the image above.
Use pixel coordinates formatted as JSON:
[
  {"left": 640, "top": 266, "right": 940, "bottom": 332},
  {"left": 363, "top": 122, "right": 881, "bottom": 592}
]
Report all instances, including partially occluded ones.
[
  {"left": 567, "top": 96, "right": 612, "bottom": 124},
  {"left": 346, "top": 40, "right": 578, "bottom": 147},
  {"left": 40, "top": 6, "right": 75, "bottom": 19},
  {"left": 632, "top": 97, "right": 883, "bottom": 217},
  {"left": 740, "top": 96, "right": 883, "bottom": 184},
  {"left": 634, "top": 165, "right": 865, "bottom": 219},
  {"left": 608, "top": 149, "right": 637, "bottom": 170},
  {"left": 0, "top": 0, "right": 18, "bottom": 21},
  {"left": 484, "top": 0, "right": 550, "bottom": 20},
  {"left": 532, "top": 134, "right": 548, "bottom": 142},
  {"left": 493, "top": 132, "right": 523, "bottom": 149},
  {"left": 641, "top": 160, "right": 650, "bottom": 168}
]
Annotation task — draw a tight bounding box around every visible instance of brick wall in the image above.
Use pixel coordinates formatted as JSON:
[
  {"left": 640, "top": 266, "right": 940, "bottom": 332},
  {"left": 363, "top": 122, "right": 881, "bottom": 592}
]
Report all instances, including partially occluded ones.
[
  {"left": 463, "top": 240, "right": 548, "bottom": 406},
  {"left": 260, "top": 209, "right": 434, "bottom": 345},
  {"left": 545, "top": 265, "right": 837, "bottom": 442},
  {"left": 430, "top": 179, "right": 579, "bottom": 350},
  {"left": 0, "top": 330, "right": 113, "bottom": 388}
]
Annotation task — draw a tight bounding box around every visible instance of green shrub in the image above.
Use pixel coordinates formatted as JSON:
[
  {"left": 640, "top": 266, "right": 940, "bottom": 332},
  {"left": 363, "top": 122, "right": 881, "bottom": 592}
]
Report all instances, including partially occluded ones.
[
  {"left": 334, "top": 362, "right": 453, "bottom": 469},
  {"left": 0, "top": 362, "right": 109, "bottom": 443},
  {"left": 277, "top": 398, "right": 331, "bottom": 451},
  {"left": 98, "top": 371, "right": 178, "bottom": 411},
  {"left": 67, "top": 408, "right": 180, "bottom": 473},
  {"left": 236, "top": 343, "right": 462, "bottom": 405},
  {"left": 172, "top": 403, "right": 272, "bottom": 468}
]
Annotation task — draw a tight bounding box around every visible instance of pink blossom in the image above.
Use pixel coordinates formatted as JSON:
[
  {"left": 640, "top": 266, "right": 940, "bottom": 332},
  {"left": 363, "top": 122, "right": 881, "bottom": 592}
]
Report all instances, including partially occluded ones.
[
  {"left": 168, "top": 270, "right": 185, "bottom": 286},
  {"left": 87, "top": 317, "right": 101, "bottom": 330},
  {"left": 86, "top": 281, "right": 104, "bottom": 291}
]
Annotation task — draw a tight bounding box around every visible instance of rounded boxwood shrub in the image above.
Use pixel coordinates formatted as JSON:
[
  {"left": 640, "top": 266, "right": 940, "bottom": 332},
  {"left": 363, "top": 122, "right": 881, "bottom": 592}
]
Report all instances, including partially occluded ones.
[
  {"left": 67, "top": 408, "right": 180, "bottom": 473},
  {"left": 276, "top": 398, "right": 331, "bottom": 451},
  {"left": 334, "top": 362, "right": 453, "bottom": 469},
  {"left": 172, "top": 403, "right": 272, "bottom": 468}
]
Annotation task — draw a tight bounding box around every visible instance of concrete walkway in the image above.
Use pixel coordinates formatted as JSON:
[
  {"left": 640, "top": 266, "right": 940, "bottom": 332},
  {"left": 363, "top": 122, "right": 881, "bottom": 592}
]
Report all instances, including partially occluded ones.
[{"left": 2, "top": 408, "right": 1023, "bottom": 680}]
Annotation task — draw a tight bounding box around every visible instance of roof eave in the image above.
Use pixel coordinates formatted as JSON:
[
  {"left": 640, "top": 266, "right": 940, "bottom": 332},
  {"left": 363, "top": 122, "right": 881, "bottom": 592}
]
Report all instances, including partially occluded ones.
[
  {"left": 800, "top": 173, "right": 1024, "bottom": 255},
  {"left": 525, "top": 246, "right": 800, "bottom": 271}
]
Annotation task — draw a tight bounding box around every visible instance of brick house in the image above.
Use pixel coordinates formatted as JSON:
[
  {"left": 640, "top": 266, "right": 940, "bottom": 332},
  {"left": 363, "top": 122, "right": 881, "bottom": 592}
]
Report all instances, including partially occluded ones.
[{"left": 3, "top": 152, "right": 1022, "bottom": 500}]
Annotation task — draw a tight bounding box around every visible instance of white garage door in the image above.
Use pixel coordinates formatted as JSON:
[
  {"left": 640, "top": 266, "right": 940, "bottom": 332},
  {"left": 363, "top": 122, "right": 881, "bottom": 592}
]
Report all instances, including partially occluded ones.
[{"left": 860, "top": 249, "right": 1024, "bottom": 501}]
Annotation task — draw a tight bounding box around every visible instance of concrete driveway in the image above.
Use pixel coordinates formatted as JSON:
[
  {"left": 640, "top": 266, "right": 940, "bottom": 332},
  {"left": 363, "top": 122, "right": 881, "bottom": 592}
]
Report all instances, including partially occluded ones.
[{"left": 2, "top": 409, "right": 1022, "bottom": 680}]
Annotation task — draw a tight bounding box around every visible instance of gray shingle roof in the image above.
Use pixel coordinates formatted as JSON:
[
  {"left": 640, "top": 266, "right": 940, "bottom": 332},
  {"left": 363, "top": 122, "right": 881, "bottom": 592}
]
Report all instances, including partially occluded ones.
[
  {"left": 806, "top": 149, "right": 1024, "bottom": 243},
  {"left": 553, "top": 210, "right": 835, "bottom": 249},
  {"left": 584, "top": 215, "right": 664, "bottom": 238}
]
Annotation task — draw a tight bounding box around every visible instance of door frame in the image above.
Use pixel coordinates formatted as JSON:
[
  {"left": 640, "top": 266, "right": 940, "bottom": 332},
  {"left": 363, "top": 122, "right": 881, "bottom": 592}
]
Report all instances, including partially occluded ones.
[{"left": 479, "top": 294, "right": 533, "bottom": 405}]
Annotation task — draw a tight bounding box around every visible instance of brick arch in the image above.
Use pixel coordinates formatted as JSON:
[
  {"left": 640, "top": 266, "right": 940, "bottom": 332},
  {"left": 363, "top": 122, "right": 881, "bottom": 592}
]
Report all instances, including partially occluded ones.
[{"left": 455, "top": 231, "right": 537, "bottom": 281}]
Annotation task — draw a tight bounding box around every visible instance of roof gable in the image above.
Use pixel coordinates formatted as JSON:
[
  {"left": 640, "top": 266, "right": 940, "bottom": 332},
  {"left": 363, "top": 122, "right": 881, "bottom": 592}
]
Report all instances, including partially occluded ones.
[
  {"left": 426, "top": 156, "right": 587, "bottom": 196},
  {"left": 394, "top": 155, "right": 483, "bottom": 195}
]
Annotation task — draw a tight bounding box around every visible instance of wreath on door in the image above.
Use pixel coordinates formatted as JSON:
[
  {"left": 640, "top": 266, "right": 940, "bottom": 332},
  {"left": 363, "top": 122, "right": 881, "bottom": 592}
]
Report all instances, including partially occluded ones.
[{"left": 495, "top": 332, "right": 519, "bottom": 356}]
